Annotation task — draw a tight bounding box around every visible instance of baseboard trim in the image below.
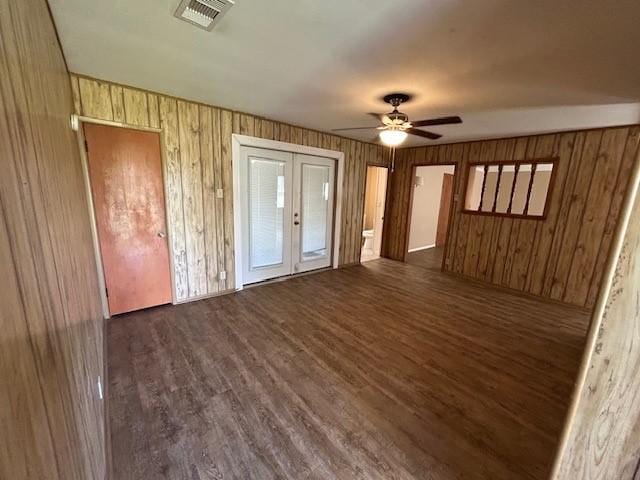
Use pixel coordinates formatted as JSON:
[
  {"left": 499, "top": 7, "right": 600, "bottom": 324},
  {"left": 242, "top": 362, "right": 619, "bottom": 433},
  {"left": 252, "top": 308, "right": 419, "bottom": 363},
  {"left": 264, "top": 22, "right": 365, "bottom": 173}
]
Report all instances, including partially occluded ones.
[
  {"left": 173, "top": 287, "right": 239, "bottom": 304},
  {"left": 408, "top": 244, "right": 436, "bottom": 253}
]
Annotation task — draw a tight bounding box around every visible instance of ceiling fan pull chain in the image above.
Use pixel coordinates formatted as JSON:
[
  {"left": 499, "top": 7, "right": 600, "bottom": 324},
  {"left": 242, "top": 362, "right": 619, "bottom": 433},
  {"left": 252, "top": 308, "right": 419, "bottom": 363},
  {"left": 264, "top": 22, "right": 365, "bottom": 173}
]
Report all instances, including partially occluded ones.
[{"left": 390, "top": 146, "right": 396, "bottom": 173}]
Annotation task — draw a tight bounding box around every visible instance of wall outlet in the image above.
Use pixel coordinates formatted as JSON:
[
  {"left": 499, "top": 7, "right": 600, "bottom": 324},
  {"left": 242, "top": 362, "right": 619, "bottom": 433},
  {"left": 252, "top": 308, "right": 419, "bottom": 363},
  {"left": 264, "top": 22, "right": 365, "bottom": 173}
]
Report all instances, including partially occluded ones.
[
  {"left": 97, "top": 376, "right": 103, "bottom": 400},
  {"left": 216, "top": 188, "right": 224, "bottom": 198},
  {"left": 219, "top": 271, "right": 226, "bottom": 280}
]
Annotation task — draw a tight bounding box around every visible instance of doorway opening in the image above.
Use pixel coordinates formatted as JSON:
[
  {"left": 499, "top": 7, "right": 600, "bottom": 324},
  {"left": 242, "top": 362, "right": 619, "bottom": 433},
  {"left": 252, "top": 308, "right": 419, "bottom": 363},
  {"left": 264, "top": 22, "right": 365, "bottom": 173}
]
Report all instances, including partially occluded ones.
[
  {"left": 361, "top": 165, "right": 388, "bottom": 263},
  {"left": 406, "top": 164, "right": 456, "bottom": 271}
]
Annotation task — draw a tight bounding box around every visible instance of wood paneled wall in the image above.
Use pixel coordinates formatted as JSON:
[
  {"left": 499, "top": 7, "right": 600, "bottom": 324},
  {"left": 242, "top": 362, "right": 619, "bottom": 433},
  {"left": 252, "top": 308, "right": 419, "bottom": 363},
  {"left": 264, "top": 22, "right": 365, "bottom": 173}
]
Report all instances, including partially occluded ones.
[
  {"left": 382, "top": 126, "right": 640, "bottom": 308},
  {"left": 70, "top": 74, "right": 388, "bottom": 301},
  {"left": 551, "top": 150, "right": 640, "bottom": 479},
  {"left": 0, "top": 0, "right": 105, "bottom": 479}
]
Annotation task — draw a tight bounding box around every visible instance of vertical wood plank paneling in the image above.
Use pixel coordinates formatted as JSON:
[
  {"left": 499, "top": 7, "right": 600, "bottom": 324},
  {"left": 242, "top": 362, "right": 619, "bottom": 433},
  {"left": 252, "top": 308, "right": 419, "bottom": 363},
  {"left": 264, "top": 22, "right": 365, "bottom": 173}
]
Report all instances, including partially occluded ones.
[
  {"left": 199, "top": 106, "right": 219, "bottom": 293},
  {"left": 147, "top": 93, "right": 160, "bottom": 129},
  {"left": 563, "top": 128, "right": 629, "bottom": 305},
  {"left": 354, "top": 142, "right": 367, "bottom": 263},
  {"left": 511, "top": 135, "right": 556, "bottom": 290},
  {"left": 339, "top": 140, "right": 353, "bottom": 263},
  {"left": 1, "top": 1, "right": 104, "bottom": 478},
  {"left": 259, "top": 119, "right": 275, "bottom": 140},
  {"left": 499, "top": 137, "right": 529, "bottom": 286},
  {"left": 384, "top": 126, "right": 636, "bottom": 307},
  {"left": 526, "top": 133, "right": 575, "bottom": 295},
  {"left": 158, "top": 97, "right": 188, "bottom": 300},
  {"left": 291, "top": 126, "right": 303, "bottom": 145},
  {"left": 109, "top": 85, "right": 125, "bottom": 122},
  {"left": 239, "top": 113, "right": 255, "bottom": 136},
  {"left": 330, "top": 135, "right": 344, "bottom": 262},
  {"left": 212, "top": 108, "right": 227, "bottom": 291},
  {"left": 452, "top": 144, "right": 472, "bottom": 274},
  {"left": 542, "top": 132, "right": 587, "bottom": 297},
  {"left": 122, "top": 88, "right": 150, "bottom": 126},
  {"left": 585, "top": 127, "right": 640, "bottom": 307},
  {"left": 551, "top": 152, "right": 640, "bottom": 479},
  {"left": 398, "top": 148, "right": 415, "bottom": 259},
  {"left": 443, "top": 143, "right": 465, "bottom": 270},
  {"left": 462, "top": 142, "right": 485, "bottom": 276},
  {"left": 78, "top": 77, "right": 113, "bottom": 120},
  {"left": 345, "top": 142, "right": 357, "bottom": 264},
  {"left": 521, "top": 135, "right": 559, "bottom": 291},
  {"left": 177, "top": 101, "right": 207, "bottom": 296},
  {"left": 549, "top": 130, "right": 603, "bottom": 301},
  {"left": 278, "top": 123, "right": 291, "bottom": 143},
  {"left": 221, "top": 109, "right": 235, "bottom": 289},
  {"left": 305, "top": 129, "right": 319, "bottom": 147},
  {"left": 506, "top": 136, "right": 540, "bottom": 290},
  {"left": 472, "top": 140, "right": 500, "bottom": 280},
  {"left": 70, "top": 74, "right": 81, "bottom": 114},
  {"left": 486, "top": 138, "right": 517, "bottom": 282}
]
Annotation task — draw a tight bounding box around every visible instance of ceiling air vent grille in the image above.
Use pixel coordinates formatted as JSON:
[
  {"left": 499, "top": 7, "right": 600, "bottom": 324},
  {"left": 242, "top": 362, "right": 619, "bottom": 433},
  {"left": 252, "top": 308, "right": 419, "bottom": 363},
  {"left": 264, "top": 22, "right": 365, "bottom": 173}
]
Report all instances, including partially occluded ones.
[{"left": 174, "top": 0, "right": 234, "bottom": 31}]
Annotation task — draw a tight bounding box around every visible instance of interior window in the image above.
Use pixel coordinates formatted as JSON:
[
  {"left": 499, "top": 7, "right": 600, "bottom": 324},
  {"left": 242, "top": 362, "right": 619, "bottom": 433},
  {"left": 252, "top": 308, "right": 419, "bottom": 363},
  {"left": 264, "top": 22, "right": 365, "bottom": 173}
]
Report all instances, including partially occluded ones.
[{"left": 463, "top": 160, "right": 556, "bottom": 218}]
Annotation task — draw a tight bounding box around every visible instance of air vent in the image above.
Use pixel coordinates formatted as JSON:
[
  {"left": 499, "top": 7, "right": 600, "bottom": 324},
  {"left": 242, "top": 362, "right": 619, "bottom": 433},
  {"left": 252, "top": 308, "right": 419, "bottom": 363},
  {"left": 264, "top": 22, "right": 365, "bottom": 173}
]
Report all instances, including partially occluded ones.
[{"left": 174, "top": 0, "right": 234, "bottom": 31}]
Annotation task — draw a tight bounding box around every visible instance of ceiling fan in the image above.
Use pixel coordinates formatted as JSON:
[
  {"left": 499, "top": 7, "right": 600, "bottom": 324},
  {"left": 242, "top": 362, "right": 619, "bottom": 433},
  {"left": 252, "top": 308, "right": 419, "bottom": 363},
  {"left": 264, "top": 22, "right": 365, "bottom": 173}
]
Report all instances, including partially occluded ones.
[{"left": 332, "top": 93, "right": 462, "bottom": 147}]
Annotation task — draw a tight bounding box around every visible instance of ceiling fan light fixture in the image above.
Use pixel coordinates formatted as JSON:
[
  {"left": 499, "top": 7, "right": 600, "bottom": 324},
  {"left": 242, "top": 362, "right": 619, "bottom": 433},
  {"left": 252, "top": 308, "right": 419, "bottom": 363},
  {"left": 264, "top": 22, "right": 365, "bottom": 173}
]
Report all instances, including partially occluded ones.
[{"left": 379, "top": 129, "right": 408, "bottom": 146}]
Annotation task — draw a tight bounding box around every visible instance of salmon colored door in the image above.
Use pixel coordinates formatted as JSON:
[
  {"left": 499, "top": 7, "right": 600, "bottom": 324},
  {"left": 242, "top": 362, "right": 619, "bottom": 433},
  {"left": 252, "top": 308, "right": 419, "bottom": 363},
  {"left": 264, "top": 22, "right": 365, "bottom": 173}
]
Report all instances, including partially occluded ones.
[
  {"left": 84, "top": 123, "right": 172, "bottom": 315},
  {"left": 435, "top": 173, "right": 454, "bottom": 247}
]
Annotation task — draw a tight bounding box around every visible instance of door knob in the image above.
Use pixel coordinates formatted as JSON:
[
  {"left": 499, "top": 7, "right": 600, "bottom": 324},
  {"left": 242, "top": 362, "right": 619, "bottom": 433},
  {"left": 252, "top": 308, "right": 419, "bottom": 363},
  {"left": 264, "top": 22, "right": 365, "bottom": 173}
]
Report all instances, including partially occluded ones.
[{"left": 158, "top": 231, "right": 166, "bottom": 238}]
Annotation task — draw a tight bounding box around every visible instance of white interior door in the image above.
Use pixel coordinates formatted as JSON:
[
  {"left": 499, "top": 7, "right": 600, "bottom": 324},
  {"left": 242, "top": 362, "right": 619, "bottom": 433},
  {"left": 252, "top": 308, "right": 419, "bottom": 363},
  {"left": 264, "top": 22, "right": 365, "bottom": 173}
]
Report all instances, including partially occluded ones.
[
  {"left": 292, "top": 154, "right": 336, "bottom": 273},
  {"left": 240, "top": 147, "right": 293, "bottom": 284}
]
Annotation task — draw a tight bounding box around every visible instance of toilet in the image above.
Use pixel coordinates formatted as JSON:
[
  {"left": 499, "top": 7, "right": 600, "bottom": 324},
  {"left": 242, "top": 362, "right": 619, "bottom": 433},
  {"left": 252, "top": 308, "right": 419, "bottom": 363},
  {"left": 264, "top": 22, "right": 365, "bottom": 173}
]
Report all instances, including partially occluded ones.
[{"left": 362, "top": 229, "right": 375, "bottom": 257}]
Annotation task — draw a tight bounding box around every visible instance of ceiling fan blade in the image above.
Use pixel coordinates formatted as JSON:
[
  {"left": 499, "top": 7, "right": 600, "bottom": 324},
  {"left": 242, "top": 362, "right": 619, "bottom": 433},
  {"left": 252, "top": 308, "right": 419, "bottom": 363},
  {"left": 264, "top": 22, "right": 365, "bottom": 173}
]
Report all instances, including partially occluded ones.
[
  {"left": 411, "top": 116, "right": 462, "bottom": 128},
  {"left": 331, "top": 126, "right": 379, "bottom": 132},
  {"left": 406, "top": 128, "right": 442, "bottom": 140}
]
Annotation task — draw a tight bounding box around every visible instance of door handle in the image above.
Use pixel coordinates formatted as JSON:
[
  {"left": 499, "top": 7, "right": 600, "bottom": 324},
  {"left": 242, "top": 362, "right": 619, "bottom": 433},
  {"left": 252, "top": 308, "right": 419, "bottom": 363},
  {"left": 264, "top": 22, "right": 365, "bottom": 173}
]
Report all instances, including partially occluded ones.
[
  {"left": 157, "top": 231, "right": 166, "bottom": 238},
  {"left": 294, "top": 221, "right": 300, "bottom": 226}
]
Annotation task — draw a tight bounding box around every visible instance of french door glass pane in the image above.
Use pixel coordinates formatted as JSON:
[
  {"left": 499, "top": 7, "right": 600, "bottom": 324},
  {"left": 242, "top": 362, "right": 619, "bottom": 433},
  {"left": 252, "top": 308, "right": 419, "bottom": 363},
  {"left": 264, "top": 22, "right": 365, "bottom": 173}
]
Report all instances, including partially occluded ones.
[
  {"left": 249, "top": 158, "right": 285, "bottom": 269},
  {"left": 301, "top": 164, "right": 330, "bottom": 260}
]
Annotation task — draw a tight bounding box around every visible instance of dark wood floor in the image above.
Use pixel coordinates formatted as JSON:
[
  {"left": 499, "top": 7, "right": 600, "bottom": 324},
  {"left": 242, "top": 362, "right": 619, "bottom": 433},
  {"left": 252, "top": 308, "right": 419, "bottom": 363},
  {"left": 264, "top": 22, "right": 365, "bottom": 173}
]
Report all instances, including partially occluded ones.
[
  {"left": 406, "top": 247, "right": 445, "bottom": 271},
  {"left": 108, "top": 259, "right": 590, "bottom": 480}
]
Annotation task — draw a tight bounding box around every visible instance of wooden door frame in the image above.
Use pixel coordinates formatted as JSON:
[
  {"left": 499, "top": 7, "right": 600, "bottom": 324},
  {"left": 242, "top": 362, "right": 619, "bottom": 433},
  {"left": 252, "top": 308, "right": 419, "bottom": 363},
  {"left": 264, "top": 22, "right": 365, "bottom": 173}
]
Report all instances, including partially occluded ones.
[
  {"left": 231, "top": 134, "right": 345, "bottom": 290},
  {"left": 75, "top": 116, "right": 177, "bottom": 318},
  {"left": 403, "top": 163, "right": 457, "bottom": 271},
  {"left": 358, "top": 163, "right": 390, "bottom": 263}
]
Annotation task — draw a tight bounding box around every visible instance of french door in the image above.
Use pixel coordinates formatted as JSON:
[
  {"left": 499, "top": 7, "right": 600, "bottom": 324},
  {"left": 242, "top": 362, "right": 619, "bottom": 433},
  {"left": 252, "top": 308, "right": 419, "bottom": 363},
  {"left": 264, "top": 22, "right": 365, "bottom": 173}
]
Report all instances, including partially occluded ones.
[{"left": 240, "top": 147, "right": 335, "bottom": 285}]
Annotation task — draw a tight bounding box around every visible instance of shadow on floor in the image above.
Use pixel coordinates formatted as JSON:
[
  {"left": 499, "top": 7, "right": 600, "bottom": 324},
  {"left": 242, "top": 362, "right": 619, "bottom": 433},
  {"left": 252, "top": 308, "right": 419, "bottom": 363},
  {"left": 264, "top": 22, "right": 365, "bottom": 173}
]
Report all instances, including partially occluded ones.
[{"left": 405, "top": 246, "right": 444, "bottom": 271}]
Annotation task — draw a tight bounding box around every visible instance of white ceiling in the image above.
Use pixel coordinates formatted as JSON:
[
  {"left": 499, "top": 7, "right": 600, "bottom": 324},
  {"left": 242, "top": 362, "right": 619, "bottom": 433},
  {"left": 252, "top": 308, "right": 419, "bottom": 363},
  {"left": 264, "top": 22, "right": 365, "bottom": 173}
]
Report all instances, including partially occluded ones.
[{"left": 50, "top": 0, "right": 640, "bottom": 146}]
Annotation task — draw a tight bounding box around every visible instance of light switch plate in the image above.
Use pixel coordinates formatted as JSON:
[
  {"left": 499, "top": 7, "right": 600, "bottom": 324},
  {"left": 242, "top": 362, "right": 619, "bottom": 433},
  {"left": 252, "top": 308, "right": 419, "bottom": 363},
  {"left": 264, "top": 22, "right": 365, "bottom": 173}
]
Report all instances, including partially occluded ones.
[
  {"left": 216, "top": 188, "right": 224, "bottom": 198},
  {"left": 219, "top": 271, "right": 226, "bottom": 280}
]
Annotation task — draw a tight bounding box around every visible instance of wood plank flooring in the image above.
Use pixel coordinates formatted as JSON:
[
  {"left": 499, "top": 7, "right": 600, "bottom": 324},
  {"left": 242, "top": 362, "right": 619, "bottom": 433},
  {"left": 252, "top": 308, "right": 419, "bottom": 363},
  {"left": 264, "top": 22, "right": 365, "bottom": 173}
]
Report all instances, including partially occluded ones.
[
  {"left": 108, "top": 259, "right": 590, "bottom": 480},
  {"left": 406, "top": 247, "right": 445, "bottom": 271}
]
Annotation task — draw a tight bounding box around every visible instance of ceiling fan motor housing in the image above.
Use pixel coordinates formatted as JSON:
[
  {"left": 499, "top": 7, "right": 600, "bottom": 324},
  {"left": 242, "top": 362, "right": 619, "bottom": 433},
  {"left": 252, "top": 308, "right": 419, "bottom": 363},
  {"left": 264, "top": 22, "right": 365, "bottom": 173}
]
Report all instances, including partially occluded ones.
[
  {"left": 383, "top": 93, "right": 411, "bottom": 107},
  {"left": 383, "top": 93, "right": 412, "bottom": 125}
]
